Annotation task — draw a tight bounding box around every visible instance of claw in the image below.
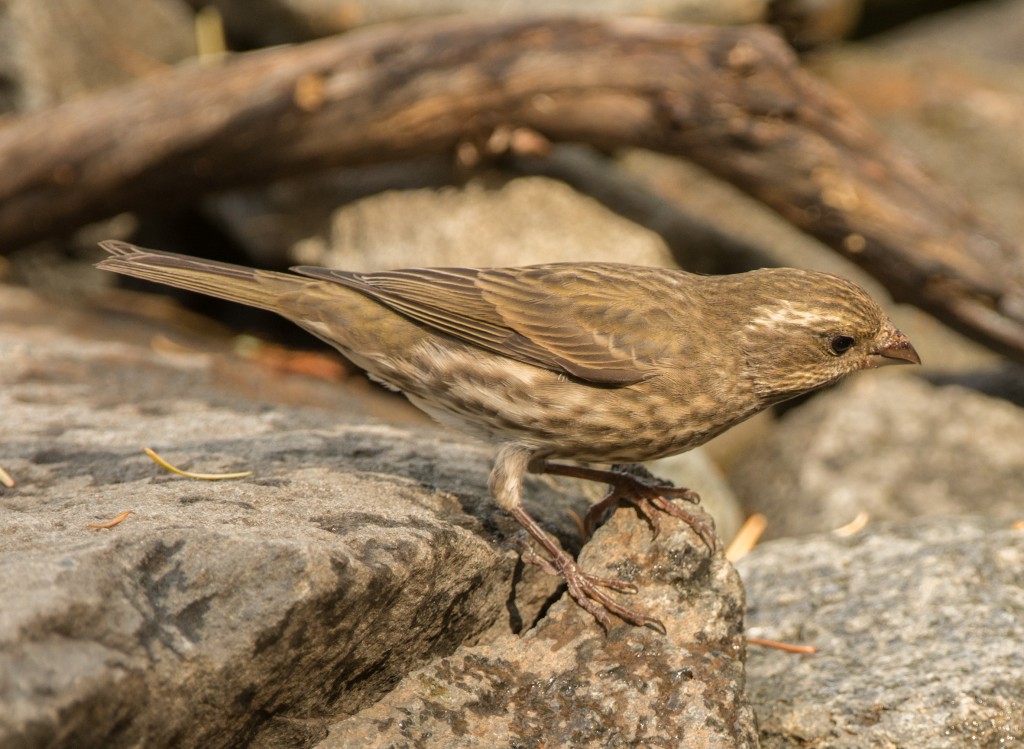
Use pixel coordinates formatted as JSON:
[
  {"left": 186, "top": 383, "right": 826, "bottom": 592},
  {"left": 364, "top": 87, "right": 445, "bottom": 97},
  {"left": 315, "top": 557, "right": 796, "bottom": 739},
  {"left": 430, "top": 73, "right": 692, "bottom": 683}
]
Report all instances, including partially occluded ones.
[
  {"left": 562, "top": 465, "right": 718, "bottom": 552},
  {"left": 647, "top": 494, "right": 719, "bottom": 553},
  {"left": 507, "top": 460, "right": 718, "bottom": 632},
  {"left": 553, "top": 552, "right": 665, "bottom": 633},
  {"left": 510, "top": 505, "right": 661, "bottom": 631}
]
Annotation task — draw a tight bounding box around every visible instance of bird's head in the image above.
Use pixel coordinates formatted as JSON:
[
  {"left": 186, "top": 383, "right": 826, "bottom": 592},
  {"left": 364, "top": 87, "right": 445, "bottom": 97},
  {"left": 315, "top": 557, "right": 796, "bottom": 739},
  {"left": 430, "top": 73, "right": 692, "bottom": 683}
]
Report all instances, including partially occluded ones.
[{"left": 731, "top": 268, "right": 920, "bottom": 404}]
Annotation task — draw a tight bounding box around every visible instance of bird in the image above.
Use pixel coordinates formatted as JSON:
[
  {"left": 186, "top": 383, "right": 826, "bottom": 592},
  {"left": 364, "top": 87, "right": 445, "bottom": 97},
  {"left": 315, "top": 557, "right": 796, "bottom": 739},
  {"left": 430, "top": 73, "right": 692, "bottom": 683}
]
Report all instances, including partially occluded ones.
[{"left": 97, "top": 239, "right": 920, "bottom": 631}]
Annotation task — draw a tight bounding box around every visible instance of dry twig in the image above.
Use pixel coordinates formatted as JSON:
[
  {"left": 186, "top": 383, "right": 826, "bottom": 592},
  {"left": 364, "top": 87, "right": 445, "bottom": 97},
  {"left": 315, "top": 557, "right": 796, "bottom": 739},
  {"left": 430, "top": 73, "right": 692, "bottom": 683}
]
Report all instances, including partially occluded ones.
[{"left": 87, "top": 510, "right": 136, "bottom": 529}]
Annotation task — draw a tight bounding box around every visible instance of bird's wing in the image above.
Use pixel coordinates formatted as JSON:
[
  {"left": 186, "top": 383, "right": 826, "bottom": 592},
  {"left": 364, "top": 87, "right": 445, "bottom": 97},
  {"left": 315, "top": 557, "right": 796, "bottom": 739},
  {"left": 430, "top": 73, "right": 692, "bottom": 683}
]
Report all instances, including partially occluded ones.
[{"left": 290, "top": 263, "right": 683, "bottom": 385}]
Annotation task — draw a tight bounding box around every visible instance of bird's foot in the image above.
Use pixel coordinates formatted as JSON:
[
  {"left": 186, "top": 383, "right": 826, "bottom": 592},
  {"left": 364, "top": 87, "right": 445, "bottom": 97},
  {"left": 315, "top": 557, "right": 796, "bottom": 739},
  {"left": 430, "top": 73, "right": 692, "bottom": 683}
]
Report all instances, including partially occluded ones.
[
  {"left": 510, "top": 505, "right": 664, "bottom": 632},
  {"left": 540, "top": 462, "right": 719, "bottom": 552},
  {"left": 585, "top": 475, "right": 718, "bottom": 552},
  {"left": 518, "top": 540, "right": 665, "bottom": 633}
]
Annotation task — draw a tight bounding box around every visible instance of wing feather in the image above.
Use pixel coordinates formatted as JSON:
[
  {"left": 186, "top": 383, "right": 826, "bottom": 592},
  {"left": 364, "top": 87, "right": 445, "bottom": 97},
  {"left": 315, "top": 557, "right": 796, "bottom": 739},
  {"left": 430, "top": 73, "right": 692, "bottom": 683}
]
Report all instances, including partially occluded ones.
[{"left": 291, "top": 263, "right": 690, "bottom": 384}]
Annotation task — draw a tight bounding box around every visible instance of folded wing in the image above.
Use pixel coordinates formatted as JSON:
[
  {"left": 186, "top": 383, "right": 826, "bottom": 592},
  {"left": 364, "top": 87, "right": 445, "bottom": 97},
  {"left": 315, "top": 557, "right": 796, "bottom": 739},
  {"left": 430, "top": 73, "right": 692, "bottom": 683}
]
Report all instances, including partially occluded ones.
[{"left": 291, "top": 263, "right": 684, "bottom": 385}]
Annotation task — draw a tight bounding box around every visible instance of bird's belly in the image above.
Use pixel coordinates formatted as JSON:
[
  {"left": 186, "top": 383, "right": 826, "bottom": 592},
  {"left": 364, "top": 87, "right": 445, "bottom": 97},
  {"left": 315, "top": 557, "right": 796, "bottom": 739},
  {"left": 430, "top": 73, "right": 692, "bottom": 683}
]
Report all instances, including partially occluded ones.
[{"left": 390, "top": 351, "right": 750, "bottom": 463}]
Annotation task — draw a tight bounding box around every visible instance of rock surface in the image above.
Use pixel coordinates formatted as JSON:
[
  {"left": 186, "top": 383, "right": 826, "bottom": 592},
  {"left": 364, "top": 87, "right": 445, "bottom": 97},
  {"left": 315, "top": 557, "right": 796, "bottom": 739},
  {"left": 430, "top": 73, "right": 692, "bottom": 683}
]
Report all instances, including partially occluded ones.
[
  {"left": 729, "top": 374, "right": 1024, "bottom": 539},
  {"left": 0, "top": 0, "right": 195, "bottom": 112},
  {"left": 212, "top": 174, "right": 680, "bottom": 274},
  {"left": 739, "top": 516, "right": 1024, "bottom": 749},
  {"left": 321, "top": 503, "right": 754, "bottom": 749}
]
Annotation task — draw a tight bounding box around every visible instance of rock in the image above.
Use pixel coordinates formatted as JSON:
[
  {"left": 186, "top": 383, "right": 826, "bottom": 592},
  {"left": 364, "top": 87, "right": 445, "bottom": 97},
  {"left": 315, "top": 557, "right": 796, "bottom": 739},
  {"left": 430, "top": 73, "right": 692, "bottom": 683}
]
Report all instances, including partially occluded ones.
[
  {"left": 645, "top": 452, "right": 746, "bottom": 546},
  {"left": 0, "top": 0, "right": 195, "bottom": 112},
  {"left": 728, "top": 374, "right": 1024, "bottom": 539},
  {"left": 214, "top": 175, "right": 679, "bottom": 272},
  {"left": 769, "top": 0, "right": 864, "bottom": 48},
  {"left": 320, "top": 499, "right": 755, "bottom": 749},
  {"left": 308, "top": 175, "right": 674, "bottom": 268},
  {"left": 738, "top": 516, "right": 1024, "bottom": 748},
  {"left": 0, "top": 429, "right": 530, "bottom": 748},
  {"left": 813, "top": 0, "right": 1024, "bottom": 246},
  {"left": 863, "top": 0, "right": 1024, "bottom": 65},
  {"left": 206, "top": 158, "right": 457, "bottom": 268}
]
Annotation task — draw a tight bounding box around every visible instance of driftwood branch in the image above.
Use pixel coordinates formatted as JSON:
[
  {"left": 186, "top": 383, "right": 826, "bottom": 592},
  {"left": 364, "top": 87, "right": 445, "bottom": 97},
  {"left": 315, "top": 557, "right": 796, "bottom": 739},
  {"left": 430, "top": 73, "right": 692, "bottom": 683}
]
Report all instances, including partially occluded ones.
[{"left": 1, "top": 16, "right": 1023, "bottom": 361}]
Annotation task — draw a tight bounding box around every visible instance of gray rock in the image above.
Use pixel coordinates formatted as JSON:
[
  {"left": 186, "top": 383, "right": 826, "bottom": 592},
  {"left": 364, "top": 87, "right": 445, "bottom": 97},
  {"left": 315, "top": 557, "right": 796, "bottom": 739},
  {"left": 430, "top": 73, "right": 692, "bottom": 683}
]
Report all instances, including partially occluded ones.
[
  {"left": 206, "top": 159, "right": 457, "bottom": 268},
  {"left": 645, "top": 451, "right": 746, "bottom": 547},
  {"left": 729, "top": 374, "right": 1024, "bottom": 539},
  {"left": 0, "top": 431, "right": 526, "bottom": 748},
  {"left": 0, "top": 368, "right": 558, "bottom": 746},
  {"left": 815, "top": 1, "right": 1024, "bottom": 251},
  {"left": 770, "top": 0, "right": 863, "bottom": 48},
  {"left": 0, "top": 0, "right": 194, "bottom": 113},
  {"left": 213, "top": 175, "right": 679, "bottom": 272},
  {"left": 874, "top": 0, "right": 1024, "bottom": 67},
  {"left": 314, "top": 176, "right": 678, "bottom": 271},
  {"left": 738, "top": 516, "right": 1024, "bottom": 748},
  {"left": 321, "top": 500, "right": 756, "bottom": 749}
]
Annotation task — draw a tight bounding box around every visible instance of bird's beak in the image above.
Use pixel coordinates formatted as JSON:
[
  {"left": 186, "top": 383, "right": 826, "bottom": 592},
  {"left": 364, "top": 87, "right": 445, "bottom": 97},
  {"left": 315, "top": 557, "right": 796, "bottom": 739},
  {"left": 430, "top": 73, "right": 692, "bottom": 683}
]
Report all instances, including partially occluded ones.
[{"left": 866, "top": 326, "right": 921, "bottom": 368}]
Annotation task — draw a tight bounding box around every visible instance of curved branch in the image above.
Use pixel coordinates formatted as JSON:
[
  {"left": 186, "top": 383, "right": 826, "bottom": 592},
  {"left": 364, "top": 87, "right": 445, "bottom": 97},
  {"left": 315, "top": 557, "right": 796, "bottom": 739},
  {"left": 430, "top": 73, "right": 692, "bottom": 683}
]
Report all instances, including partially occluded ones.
[{"left": 1, "top": 16, "right": 1022, "bottom": 360}]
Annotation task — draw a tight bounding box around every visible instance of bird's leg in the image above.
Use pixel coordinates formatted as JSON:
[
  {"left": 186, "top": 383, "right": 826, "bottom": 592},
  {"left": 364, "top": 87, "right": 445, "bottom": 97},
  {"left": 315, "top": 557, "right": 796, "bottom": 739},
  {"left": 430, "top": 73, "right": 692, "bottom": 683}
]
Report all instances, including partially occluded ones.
[
  {"left": 536, "top": 461, "right": 719, "bottom": 552},
  {"left": 490, "top": 444, "right": 665, "bottom": 632}
]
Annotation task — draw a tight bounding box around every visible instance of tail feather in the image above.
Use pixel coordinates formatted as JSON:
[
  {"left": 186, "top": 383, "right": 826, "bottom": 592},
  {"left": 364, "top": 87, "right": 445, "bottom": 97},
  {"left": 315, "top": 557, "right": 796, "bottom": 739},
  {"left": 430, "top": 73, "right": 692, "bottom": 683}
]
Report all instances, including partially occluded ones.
[{"left": 97, "top": 240, "right": 305, "bottom": 314}]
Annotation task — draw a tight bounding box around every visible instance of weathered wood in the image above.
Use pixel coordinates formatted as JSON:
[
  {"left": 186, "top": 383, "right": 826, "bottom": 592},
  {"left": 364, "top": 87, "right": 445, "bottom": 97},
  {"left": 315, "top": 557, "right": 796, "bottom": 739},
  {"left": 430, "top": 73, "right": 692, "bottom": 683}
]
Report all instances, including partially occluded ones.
[{"left": 1, "top": 16, "right": 1022, "bottom": 361}]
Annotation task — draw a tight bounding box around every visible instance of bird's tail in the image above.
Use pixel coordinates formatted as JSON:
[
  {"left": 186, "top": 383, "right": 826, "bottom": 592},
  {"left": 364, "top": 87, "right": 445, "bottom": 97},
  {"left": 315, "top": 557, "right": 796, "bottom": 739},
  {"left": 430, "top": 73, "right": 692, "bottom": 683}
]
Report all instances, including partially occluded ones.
[{"left": 97, "top": 240, "right": 307, "bottom": 314}]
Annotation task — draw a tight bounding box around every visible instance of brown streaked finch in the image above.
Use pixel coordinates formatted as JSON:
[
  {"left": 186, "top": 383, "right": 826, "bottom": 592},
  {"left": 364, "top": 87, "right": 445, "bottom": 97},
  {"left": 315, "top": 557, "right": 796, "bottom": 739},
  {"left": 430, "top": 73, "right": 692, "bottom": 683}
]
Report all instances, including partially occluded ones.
[{"left": 97, "top": 240, "right": 920, "bottom": 631}]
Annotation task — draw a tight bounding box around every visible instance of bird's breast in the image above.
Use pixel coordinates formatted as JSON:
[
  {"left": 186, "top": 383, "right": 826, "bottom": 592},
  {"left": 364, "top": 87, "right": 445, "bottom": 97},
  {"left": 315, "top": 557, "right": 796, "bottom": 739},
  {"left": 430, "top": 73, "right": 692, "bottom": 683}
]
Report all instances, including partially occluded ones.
[{"left": 375, "top": 341, "right": 759, "bottom": 463}]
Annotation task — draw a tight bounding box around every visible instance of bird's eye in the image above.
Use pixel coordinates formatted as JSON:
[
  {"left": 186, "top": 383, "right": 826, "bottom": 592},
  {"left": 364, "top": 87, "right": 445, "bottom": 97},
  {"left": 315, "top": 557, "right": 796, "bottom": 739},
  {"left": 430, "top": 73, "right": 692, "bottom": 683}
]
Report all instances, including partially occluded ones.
[{"left": 829, "top": 335, "right": 856, "bottom": 355}]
